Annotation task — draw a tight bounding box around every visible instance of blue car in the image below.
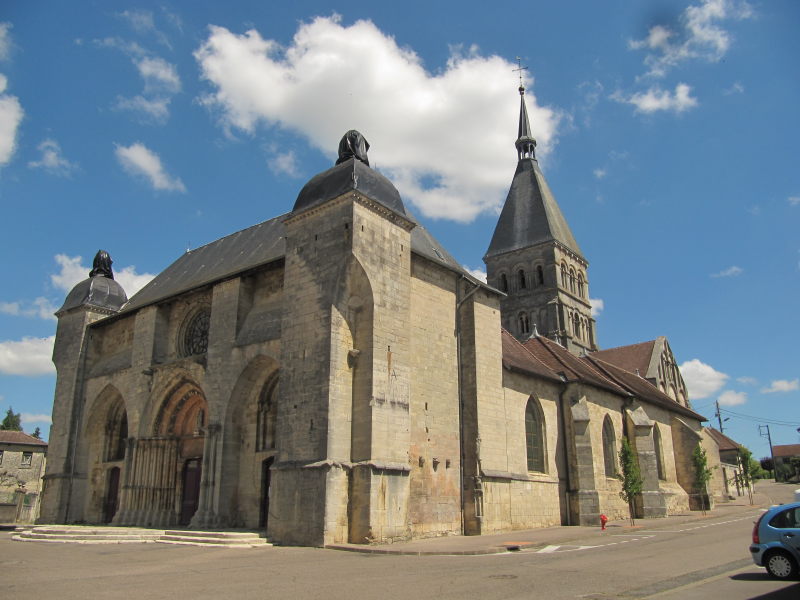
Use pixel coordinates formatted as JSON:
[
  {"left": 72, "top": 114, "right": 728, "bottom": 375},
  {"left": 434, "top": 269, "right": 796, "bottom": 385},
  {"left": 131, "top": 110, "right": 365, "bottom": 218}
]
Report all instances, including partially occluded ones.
[{"left": 750, "top": 501, "right": 800, "bottom": 580}]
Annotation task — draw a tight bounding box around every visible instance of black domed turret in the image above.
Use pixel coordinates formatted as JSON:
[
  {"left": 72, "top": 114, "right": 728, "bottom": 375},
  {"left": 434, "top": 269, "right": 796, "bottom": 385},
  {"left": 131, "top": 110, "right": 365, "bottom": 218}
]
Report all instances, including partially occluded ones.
[
  {"left": 292, "top": 130, "right": 406, "bottom": 217},
  {"left": 57, "top": 250, "right": 128, "bottom": 315}
]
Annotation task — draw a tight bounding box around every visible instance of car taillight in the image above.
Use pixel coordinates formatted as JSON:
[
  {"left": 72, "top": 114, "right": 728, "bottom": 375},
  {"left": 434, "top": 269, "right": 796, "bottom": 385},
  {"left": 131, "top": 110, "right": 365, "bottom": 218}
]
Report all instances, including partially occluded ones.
[{"left": 753, "top": 513, "right": 765, "bottom": 544}]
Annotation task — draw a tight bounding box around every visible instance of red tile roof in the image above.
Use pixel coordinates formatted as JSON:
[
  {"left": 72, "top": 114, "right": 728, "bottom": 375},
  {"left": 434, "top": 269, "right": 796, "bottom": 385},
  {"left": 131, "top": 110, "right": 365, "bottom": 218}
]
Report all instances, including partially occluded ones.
[
  {"left": 773, "top": 444, "right": 800, "bottom": 458},
  {"left": 501, "top": 330, "right": 561, "bottom": 382},
  {"left": 590, "top": 340, "right": 656, "bottom": 377},
  {"left": 705, "top": 427, "right": 741, "bottom": 451},
  {"left": 0, "top": 430, "right": 48, "bottom": 446}
]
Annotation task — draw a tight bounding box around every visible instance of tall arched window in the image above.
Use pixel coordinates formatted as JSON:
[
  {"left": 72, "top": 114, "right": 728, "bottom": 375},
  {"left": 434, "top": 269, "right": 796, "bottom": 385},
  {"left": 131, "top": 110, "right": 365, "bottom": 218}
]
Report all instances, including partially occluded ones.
[
  {"left": 499, "top": 273, "right": 508, "bottom": 293},
  {"left": 577, "top": 273, "right": 585, "bottom": 297},
  {"left": 569, "top": 267, "right": 576, "bottom": 293},
  {"left": 602, "top": 416, "right": 616, "bottom": 477},
  {"left": 518, "top": 312, "right": 530, "bottom": 336},
  {"left": 573, "top": 313, "right": 582, "bottom": 340},
  {"left": 561, "top": 263, "right": 568, "bottom": 288},
  {"left": 518, "top": 269, "right": 527, "bottom": 290},
  {"left": 257, "top": 374, "right": 279, "bottom": 451},
  {"left": 536, "top": 265, "right": 544, "bottom": 285},
  {"left": 654, "top": 425, "right": 666, "bottom": 480},
  {"left": 525, "top": 398, "right": 546, "bottom": 472}
]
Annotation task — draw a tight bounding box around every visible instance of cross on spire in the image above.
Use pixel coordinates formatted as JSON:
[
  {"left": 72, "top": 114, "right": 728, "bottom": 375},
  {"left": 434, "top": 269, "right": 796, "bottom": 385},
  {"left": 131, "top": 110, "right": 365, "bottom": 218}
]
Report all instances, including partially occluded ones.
[{"left": 513, "top": 57, "right": 528, "bottom": 90}]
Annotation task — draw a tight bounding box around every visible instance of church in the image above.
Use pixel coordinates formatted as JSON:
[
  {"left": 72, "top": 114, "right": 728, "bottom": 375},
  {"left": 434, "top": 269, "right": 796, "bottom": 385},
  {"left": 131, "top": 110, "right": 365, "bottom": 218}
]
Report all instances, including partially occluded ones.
[{"left": 39, "top": 86, "right": 718, "bottom": 547}]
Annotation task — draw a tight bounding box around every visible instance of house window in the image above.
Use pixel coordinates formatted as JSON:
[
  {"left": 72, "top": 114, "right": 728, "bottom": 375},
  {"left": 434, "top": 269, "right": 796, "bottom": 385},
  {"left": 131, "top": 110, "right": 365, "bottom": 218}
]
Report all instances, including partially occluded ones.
[
  {"left": 654, "top": 425, "right": 666, "bottom": 480},
  {"left": 21, "top": 451, "right": 33, "bottom": 467},
  {"left": 525, "top": 398, "right": 546, "bottom": 473},
  {"left": 602, "top": 416, "right": 616, "bottom": 477}
]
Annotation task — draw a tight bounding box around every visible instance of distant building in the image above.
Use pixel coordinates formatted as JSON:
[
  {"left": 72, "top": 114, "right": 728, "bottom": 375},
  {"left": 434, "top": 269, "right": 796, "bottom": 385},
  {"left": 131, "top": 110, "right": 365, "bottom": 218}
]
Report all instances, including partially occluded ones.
[
  {"left": 705, "top": 428, "right": 745, "bottom": 500},
  {"left": 0, "top": 431, "right": 47, "bottom": 523},
  {"left": 773, "top": 444, "right": 800, "bottom": 482},
  {"left": 42, "top": 88, "right": 714, "bottom": 545}
]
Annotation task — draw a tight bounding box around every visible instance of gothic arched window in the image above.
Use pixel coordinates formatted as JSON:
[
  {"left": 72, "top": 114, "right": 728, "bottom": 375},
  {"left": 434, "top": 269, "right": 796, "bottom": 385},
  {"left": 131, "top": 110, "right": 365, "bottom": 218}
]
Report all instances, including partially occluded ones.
[
  {"left": 536, "top": 265, "right": 544, "bottom": 285},
  {"left": 525, "top": 398, "right": 546, "bottom": 472},
  {"left": 257, "top": 375, "right": 279, "bottom": 452},
  {"left": 499, "top": 273, "right": 509, "bottom": 293},
  {"left": 561, "top": 263, "right": 568, "bottom": 288},
  {"left": 654, "top": 425, "right": 666, "bottom": 480},
  {"left": 577, "top": 273, "right": 585, "bottom": 297},
  {"left": 602, "top": 416, "right": 617, "bottom": 477},
  {"left": 182, "top": 308, "right": 211, "bottom": 357},
  {"left": 518, "top": 269, "right": 527, "bottom": 290},
  {"left": 569, "top": 267, "right": 577, "bottom": 293}
]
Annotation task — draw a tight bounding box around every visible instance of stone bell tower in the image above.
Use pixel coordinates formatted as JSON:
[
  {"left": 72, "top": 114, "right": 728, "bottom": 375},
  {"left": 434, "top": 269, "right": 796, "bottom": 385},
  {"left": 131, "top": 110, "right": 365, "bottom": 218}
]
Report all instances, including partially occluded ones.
[
  {"left": 270, "top": 131, "right": 415, "bottom": 546},
  {"left": 484, "top": 86, "right": 597, "bottom": 355},
  {"left": 40, "top": 251, "right": 128, "bottom": 523}
]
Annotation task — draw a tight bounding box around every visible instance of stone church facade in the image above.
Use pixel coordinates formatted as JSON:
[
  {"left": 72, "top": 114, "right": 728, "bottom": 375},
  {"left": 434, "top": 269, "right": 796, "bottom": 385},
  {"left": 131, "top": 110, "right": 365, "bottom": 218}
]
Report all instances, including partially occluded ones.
[{"left": 40, "top": 91, "right": 715, "bottom": 546}]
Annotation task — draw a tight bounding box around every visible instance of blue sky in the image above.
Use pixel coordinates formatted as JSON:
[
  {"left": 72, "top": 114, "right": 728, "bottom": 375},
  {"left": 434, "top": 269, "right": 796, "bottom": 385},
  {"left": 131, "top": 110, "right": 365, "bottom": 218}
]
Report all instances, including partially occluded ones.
[{"left": 0, "top": 0, "right": 797, "bottom": 459}]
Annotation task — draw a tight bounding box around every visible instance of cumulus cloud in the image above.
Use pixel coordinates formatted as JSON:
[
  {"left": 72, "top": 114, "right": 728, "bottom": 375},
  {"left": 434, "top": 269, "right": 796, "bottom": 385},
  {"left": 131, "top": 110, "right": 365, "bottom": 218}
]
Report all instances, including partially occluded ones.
[
  {"left": 118, "top": 9, "right": 174, "bottom": 49},
  {"left": 0, "top": 336, "right": 56, "bottom": 376},
  {"left": 761, "top": 379, "right": 799, "bottom": 394},
  {"left": 114, "top": 142, "right": 186, "bottom": 192},
  {"left": 0, "top": 22, "right": 11, "bottom": 60},
  {"left": 723, "top": 81, "right": 744, "bottom": 95},
  {"left": 136, "top": 56, "right": 180, "bottom": 94},
  {"left": 0, "top": 73, "right": 23, "bottom": 165},
  {"left": 194, "top": 17, "right": 560, "bottom": 222},
  {"left": 50, "top": 253, "right": 154, "bottom": 297},
  {"left": 28, "top": 139, "right": 78, "bottom": 175},
  {"left": 267, "top": 149, "right": 300, "bottom": 177},
  {"left": 718, "top": 389, "right": 747, "bottom": 406},
  {"left": 590, "top": 298, "right": 604, "bottom": 317},
  {"left": 612, "top": 83, "right": 698, "bottom": 114},
  {"left": 680, "top": 358, "right": 729, "bottom": 399},
  {"left": 465, "top": 267, "right": 487, "bottom": 283},
  {"left": 593, "top": 168, "right": 607, "bottom": 180},
  {"left": 737, "top": 376, "right": 756, "bottom": 385},
  {"left": 711, "top": 265, "right": 743, "bottom": 278},
  {"left": 629, "top": 0, "right": 754, "bottom": 79},
  {"left": 115, "top": 95, "right": 171, "bottom": 121},
  {"left": 0, "top": 298, "right": 57, "bottom": 321},
  {"left": 789, "top": 196, "right": 800, "bottom": 207},
  {"left": 21, "top": 413, "right": 52, "bottom": 426}
]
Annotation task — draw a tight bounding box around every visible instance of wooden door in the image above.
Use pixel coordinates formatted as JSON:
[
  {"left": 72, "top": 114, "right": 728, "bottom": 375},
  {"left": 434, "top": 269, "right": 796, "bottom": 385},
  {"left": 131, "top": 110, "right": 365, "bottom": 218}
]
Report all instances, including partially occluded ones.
[
  {"left": 180, "top": 459, "right": 202, "bottom": 526},
  {"left": 103, "top": 467, "right": 120, "bottom": 524}
]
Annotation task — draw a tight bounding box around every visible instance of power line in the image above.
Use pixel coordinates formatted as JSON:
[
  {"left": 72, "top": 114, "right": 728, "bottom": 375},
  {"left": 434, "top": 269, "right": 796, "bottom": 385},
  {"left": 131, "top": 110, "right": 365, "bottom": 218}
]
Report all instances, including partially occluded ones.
[{"left": 720, "top": 407, "right": 800, "bottom": 427}]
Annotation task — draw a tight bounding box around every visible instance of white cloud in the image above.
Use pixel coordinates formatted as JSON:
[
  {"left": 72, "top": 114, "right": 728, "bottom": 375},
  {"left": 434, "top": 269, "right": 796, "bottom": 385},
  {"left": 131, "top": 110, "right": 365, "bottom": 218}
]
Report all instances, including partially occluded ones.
[
  {"left": 0, "top": 336, "right": 56, "bottom": 376},
  {"left": 612, "top": 83, "right": 698, "bottom": 114},
  {"left": 118, "top": 9, "right": 173, "bottom": 50},
  {"left": 0, "top": 297, "right": 57, "bottom": 320},
  {"left": 28, "top": 139, "right": 78, "bottom": 175},
  {"left": 590, "top": 298, "right": 604, "bottom": 317},
  {"left": 114, "top": 142, "right": 186, "bottom": 192},
  {"left": 0, "top": 22, "right": 12, "bottom": 61},
  {"left": 593, "top": 168, "right": 606, "bottom": 180},
  {"left": 737, "top": 376, "right": 757, "bottom": 385},
  {"left": 268, "top": 150, "right": 299, "bottom": 177},
  {"left": 761, "top": 379, "right": 799, "bottom": 394},
  {"left": 194, "top": 17, "right": 560, "bottom": 223},
  {"left": 465, "top": 267, "right": 487, "bottom": 283},
  {"left": 629, "top": 0, "right": 754, "bottom": 79},
  {"left": 723, "top": 81, "right": 745, "bottom": 95},
  {"left": 0, "top": 81, "right": 23, "bottom": 165},
  {"left": 680, "top": 358, "right": 729, "bottom": 399},
  {"left": 21, "top": 413, "right": 52, "bottom": 425},
  {"left": 718, "top": 389, "right": 747, "bottom": 406},
  {"left": 789, "top": 196, "right": 800, "bottom": 207},
  {"left": 115, "top": 95, "right": 171, "bottom": 121},
  {"left": 136, "top": 56, "right": 180, "bottom": 94},
  {"left": 50, "top": 253, "right": 154, "bottom": 297},
  {"left": 711, "top": 265, "right": 743, "bottom": 278}
]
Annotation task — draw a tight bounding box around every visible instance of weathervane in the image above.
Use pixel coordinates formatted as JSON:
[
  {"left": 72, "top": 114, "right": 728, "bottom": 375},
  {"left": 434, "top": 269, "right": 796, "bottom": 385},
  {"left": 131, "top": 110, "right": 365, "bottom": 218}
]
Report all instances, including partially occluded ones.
[{"left": 513, "top": 56, "right": 528, "bottom": 89}]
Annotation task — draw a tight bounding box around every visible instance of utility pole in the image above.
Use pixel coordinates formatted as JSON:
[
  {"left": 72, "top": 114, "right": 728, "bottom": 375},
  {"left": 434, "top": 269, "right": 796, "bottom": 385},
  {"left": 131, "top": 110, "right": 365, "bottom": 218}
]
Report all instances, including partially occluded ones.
[
  {"left": 759, "top": 424, "right": 776, "bottom": 481},
  {"left": 715, "top": 400, "right": 725, "bottom": 433}
]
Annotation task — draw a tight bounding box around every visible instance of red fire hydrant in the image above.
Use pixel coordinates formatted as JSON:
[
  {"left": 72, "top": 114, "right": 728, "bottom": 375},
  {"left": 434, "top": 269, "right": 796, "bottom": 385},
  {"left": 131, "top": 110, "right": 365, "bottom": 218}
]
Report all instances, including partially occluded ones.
[{"left": 600, "top": 514, "right": 608, "bottom": 531}]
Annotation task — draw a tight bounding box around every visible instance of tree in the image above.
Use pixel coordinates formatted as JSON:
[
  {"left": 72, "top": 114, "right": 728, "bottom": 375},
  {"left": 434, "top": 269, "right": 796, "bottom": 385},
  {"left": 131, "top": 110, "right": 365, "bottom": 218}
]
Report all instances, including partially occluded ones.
[
  {"left": 692, "top": 443, "right": 713, "bottom": 513},
  {"left": 739, "top": 446, "right": 755, "bottom": 504},
  {"left": 760, "top": 457, "right": 774, "bottom": 478},
  {"left": 31, "top": 427, "right": 41, "bottom": 439},
  {"left": 618, "top": 437, "right": 643, "bottom": 526},
  {"left": 0, "top": 407, "right": 22, "bottom": 431}
]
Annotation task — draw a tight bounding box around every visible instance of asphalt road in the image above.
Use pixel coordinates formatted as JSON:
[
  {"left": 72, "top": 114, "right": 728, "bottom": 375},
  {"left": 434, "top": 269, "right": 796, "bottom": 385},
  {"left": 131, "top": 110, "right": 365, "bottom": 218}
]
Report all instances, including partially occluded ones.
[{"left": 4, "top": 481, "right": 799, "bottom": 599}]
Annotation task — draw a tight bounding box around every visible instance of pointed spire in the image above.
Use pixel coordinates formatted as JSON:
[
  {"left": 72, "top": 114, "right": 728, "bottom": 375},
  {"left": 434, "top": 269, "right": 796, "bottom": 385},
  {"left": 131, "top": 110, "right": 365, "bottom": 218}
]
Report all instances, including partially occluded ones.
[{"left": 516, "top": 86, "right": 537, "bottom": 160}]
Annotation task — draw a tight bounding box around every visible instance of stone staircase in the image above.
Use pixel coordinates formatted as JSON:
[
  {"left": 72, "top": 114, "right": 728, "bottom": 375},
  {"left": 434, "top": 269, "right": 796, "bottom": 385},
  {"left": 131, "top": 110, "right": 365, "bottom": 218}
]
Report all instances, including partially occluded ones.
[{"left": 11, "top": 525, "right": 271, "bottom": 548}]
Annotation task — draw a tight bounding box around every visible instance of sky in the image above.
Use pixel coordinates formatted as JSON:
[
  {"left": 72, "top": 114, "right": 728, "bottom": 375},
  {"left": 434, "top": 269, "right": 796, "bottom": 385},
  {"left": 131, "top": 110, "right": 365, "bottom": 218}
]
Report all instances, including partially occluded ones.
[{"left": 0, "top": 0, "right": 797, "bottom": 461}]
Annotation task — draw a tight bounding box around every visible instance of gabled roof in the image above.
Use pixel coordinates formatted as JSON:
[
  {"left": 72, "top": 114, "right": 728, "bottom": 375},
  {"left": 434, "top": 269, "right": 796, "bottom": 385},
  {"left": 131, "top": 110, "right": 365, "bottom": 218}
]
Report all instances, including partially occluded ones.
[
  {"left": 705, "top": 427, "right": 741, "bottom": 452},
  {"left": 484, "top": 159, "right": 583, "bottom": 261},
  {"left": 773, "top": 444, "right": 800, "bottom": 458},
  {"left": 590, "top": 340, "right": 656, "bottom": 378},
  {"left": 584, "top": 355, "right": 706, "bottom": 421},
  {"left": 522, "top": 335, "right": 626, "bottom": 396},
  {"left": 0, "top": 431, "right": 47, "bottom": 447},
  {"left": 501, "top": 330, "right": 562, "bottom": 382}
]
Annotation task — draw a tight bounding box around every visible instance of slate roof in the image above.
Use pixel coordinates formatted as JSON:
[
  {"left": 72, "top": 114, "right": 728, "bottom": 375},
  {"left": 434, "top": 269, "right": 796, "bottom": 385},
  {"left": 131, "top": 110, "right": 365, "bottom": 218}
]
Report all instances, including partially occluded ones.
[
  {"left": 705, "top": 427, "right": 741, "bottom": 452},
  {"left": 58, "top": 275, "right": 128, "bottom": 315},
  {"left": 119, "top": 207, "right": 489, "bottom": 315},
  {"left": 590, "top": 340, "right": 656, "bottom": 378},
  {"left": 773, "top": 444, "right": 800, "bottom": 458},
  {"left": 0, "top": 431, "right": 48, "bottom": 447}
]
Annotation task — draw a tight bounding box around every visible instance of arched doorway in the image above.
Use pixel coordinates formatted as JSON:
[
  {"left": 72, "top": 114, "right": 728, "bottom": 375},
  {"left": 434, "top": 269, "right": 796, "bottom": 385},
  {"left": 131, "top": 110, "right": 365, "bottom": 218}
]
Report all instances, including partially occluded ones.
[
  {"left": 260, "top": 457, "right": 274, "bottom": 529},
  {"left": 103, "top": 467, "right": 121, "bottom": 524},
  {"left": 180, "top": 458, "right": 203, "bottom": 526}
]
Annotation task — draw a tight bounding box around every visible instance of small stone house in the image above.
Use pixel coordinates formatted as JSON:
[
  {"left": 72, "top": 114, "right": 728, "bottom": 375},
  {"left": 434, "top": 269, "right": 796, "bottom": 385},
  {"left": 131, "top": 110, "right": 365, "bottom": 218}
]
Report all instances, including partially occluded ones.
[{"left": 0, "top": 431, "right": 47, "bottom": 523}]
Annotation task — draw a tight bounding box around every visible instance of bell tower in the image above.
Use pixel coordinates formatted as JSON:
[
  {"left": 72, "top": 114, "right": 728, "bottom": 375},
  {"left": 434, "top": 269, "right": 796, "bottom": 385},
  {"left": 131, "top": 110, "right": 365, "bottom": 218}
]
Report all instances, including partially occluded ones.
[{"left": 484, "top": 85, "right": 596, "bottom": 355}]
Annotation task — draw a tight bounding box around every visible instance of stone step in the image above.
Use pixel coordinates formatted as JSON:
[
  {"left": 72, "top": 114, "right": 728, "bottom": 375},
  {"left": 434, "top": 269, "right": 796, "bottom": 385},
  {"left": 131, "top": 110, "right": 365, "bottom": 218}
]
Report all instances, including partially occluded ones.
[{"left": 163, "top": 530, "right": 264, "bottom": 540}]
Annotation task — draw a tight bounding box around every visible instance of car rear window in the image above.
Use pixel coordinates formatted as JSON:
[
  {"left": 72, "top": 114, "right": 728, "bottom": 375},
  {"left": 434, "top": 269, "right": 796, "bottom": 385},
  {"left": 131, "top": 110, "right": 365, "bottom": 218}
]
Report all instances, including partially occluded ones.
[{"left": 769, "top": 507, "right": 800, "bottom": 529}]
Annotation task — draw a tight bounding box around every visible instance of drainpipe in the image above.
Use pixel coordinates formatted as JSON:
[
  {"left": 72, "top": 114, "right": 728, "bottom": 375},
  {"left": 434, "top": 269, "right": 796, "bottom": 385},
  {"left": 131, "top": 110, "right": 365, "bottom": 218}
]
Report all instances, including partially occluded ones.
[{"left": 455, "top": 274, "right": 481, "bottom": 534}]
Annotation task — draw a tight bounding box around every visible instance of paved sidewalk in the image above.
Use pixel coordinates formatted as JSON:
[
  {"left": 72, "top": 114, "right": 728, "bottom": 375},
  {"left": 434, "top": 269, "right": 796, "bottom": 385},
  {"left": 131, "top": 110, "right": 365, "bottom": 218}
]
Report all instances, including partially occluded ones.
[{"left": 326, "top": 495, "right": 768, "bottom": 556}]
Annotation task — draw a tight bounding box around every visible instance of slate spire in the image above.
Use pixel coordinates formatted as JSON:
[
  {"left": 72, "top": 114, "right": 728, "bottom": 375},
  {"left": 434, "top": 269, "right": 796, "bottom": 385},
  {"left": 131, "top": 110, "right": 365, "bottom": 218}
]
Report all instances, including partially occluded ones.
[{"left": 515, "top": 86, "right": 537, "bottom": 160}]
